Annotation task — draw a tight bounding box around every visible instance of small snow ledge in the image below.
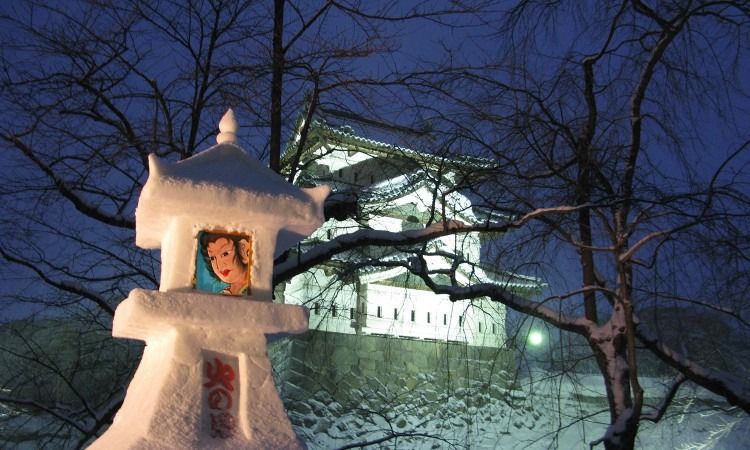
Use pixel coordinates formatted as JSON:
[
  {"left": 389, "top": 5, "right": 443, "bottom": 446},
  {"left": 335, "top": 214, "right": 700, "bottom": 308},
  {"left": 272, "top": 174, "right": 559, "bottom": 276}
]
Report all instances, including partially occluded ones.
[{"left": 114, "top": 289, "right": 309, "bottom": 340}]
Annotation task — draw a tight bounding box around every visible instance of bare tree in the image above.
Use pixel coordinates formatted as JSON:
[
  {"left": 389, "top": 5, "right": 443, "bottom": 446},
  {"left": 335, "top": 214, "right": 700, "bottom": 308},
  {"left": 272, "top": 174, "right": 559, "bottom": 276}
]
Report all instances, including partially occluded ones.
[
  {"left": 2, "top": 0, "right": 749, "bottom": 449},
  {"left": 274, "top": 1, "right": 750, "bottom": 449},
  {"left": 0, "top": 0, "right": 471, "bottom": 446},
  {"left": 276, "top": 1, "right": 750, "bottom": 448}
]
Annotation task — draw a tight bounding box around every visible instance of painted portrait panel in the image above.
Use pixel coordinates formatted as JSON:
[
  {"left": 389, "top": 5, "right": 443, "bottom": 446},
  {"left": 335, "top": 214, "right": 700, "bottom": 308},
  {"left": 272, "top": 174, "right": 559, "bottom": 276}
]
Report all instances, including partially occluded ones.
[{"left": 195, "top": 231, "right": 252, "bottom": 296}]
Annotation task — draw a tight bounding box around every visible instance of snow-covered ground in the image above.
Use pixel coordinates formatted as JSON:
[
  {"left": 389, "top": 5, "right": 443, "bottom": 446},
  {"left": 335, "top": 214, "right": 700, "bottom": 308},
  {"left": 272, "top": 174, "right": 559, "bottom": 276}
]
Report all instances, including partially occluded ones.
[
  {"left": 1, "top": 369, "right": 747, "bottom": 449},
  {"left": 284, "top": 370, "right": 749, "bottom": 450}
]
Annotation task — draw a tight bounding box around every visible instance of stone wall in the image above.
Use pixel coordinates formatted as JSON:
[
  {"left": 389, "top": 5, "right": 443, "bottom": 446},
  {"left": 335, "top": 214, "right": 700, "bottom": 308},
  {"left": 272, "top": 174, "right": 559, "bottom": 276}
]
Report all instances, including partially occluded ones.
[{"left": 269, "top": 331, "right": 517, "bottom": 448}]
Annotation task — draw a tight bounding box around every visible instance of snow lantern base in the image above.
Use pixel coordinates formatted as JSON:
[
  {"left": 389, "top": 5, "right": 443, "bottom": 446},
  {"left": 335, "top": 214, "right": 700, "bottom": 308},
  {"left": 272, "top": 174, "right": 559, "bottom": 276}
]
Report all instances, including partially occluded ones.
[{"left": 89, "top": 289, "right": 307, "bottom": 450}]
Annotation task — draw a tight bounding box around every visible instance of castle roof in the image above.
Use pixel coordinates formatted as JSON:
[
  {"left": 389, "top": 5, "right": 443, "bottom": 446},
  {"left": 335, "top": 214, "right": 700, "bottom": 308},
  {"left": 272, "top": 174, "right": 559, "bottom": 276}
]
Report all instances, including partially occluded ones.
[{"left": 283, "top": 108, "right": 492, "bottom": 173}]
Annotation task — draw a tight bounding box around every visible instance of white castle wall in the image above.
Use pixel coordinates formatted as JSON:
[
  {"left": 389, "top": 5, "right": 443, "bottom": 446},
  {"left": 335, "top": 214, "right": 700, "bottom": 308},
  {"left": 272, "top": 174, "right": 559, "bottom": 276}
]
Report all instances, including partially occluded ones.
[{"left": 282, "top": 267, "right": 506, "bottom": 348}]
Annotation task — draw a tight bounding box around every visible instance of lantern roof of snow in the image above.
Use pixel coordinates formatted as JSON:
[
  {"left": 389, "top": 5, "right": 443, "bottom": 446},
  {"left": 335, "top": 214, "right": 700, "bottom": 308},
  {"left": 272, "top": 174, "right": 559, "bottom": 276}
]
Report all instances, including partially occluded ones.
[{"left": 135, "top": 110, "right": 329, "bottom": 249}]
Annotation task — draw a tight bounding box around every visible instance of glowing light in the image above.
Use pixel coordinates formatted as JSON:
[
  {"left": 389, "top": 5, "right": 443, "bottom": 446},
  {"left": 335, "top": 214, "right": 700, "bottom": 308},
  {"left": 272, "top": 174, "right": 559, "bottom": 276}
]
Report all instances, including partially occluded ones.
[{"left": 528, "top": 330, "right": 543, "bottom": 346}]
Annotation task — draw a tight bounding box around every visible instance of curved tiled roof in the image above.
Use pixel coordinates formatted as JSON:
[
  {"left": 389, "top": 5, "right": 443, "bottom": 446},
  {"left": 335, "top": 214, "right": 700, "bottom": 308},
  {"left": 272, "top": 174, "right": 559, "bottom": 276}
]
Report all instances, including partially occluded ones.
[
  {"left": 359, "top": 170, "right": 432, "bottom": 203},
  {"left": 321, "top": 250, "right": 543, "bottom": 292},
  {"left": 312, "top": 119, "right": 492, "bottom": 169},
  {"left": 283, "top": 113, "right": 492, "bottom": 172}
]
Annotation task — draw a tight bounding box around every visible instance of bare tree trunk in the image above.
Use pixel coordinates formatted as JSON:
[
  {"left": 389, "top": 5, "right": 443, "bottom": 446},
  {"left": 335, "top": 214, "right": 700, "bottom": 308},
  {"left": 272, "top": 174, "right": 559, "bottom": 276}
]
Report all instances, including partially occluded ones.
[
  {"left": 591, "top": 323, "right": 638, "bottom": 450},
  {"left": 270, "top": 0, "right": 285, "bottom": 173}
]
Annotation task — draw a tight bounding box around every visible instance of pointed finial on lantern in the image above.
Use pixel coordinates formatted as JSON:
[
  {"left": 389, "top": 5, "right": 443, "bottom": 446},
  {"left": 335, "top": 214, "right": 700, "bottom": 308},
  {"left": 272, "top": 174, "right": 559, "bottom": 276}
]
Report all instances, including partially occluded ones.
[{"left": 217, "top": 109, "right": 238, "bottom": 144}]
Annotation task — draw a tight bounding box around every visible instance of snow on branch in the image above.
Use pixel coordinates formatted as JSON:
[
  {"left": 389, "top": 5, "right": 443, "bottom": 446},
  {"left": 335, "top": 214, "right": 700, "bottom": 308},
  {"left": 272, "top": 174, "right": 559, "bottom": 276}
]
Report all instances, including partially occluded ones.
[
  {"left": 274, "top": 205, "right": 585, "bottom": 284},
  {"left": 331, "top": 255, "right": 591, "bottom": 335},
  {"left": 405, "top": 259, "right": 592, "bottom": 334},
  {"left": 636, "top": 326, "right": 750, "bottom": 415},
  {"left": 1, "top": 132, "right": 135, "bottom": 229},
  {"left": 333, "top": 431, "right": 457, "bottom": 450},
  {"left": 640, "top": 374, "right": 687, "bottom": 423},
  {"left": 0, "top": 247, "right": 115, "bottom": 316},
  {"left": 0, "top": 394, "right": 90, "bottom": 434}
]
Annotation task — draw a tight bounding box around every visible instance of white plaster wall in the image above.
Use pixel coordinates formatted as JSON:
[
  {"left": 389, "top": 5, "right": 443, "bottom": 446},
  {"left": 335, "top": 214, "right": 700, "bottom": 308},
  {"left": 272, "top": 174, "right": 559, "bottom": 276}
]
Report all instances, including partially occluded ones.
[
  {"left": 367, "top": 216, "right": 403, "bottom": 232},
  {"left": 314, "top": 146, "right": 372, "bottom": 172},
  {"left": 361, "top": 284, "right": 504, "bottom": 347},
  {"left": 284, "top": 270, "right": 505, "bottom": 348},
  {"left": 283, "top": 268, "right": 358, "bottom": 334}
]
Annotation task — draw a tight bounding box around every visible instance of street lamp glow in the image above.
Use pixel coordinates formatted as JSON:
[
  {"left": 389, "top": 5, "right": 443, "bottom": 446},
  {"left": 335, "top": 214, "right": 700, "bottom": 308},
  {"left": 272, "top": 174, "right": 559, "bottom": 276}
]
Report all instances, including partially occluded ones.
[{"left": 528, "top": 330, "right": 543, "bottom": 346}]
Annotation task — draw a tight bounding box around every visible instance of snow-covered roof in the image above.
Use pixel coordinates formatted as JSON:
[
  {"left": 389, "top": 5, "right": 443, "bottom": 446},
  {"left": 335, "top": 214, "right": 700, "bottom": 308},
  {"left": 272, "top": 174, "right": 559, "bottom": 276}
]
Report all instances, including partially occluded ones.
[
  {"left": 136, "top": 111, "right": 329, "bottom": 249},
  {"left": 360, "top": 169, "right": 433, "bottom": 203},
  {"left": 283, "top": 108, "right": 492, "bottom": 175},
  {"left": 312, "top": 118, "right": 491, "bottom": 168},
  {"left": 284, "top": 109, "right": 508, "bottom": 226},
  {"left": 303, "top": 244, "right": 543, "bottom": 292}
]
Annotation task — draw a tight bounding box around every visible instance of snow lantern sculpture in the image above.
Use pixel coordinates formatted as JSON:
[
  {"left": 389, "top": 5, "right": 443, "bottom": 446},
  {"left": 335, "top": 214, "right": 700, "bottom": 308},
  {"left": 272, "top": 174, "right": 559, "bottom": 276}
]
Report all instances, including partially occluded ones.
[{"left": 90, "top": 110, "right": 329, "bottom": 450}]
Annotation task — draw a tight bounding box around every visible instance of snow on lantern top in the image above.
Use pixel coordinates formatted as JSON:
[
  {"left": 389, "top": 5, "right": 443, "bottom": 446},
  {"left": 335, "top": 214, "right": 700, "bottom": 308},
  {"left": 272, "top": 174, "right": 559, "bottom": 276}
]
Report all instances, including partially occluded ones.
[
  {"left": 135, "top": 109, "right": 329, "bottom": 300},
  {"left": 216, "top": 107, "right": 239, "bottom": 144}
]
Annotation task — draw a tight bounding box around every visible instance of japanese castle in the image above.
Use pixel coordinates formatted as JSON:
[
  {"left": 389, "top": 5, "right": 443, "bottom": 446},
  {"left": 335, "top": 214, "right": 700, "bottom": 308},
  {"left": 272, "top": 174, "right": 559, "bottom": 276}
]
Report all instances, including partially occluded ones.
[{"left": 278, "top": 109, "right": 541, "bottom": 348}]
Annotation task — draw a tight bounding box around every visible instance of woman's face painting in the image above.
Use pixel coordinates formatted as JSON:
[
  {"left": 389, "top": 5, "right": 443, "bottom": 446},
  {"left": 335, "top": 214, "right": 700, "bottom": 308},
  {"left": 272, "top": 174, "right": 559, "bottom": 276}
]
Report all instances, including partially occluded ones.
[{"left": 207, "top": 237, "right": 246, "bottom": 284}]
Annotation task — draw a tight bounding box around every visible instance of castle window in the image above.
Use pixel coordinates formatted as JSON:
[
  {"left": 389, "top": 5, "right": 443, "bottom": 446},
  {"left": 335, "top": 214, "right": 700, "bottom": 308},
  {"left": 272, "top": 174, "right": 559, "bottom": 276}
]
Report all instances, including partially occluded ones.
[
  {"left": 492, "top": 323, "right": 497, "bottom": 334},
  {"left": 458, "top": 315, "right": 463, "bottom": 327},
  {"left": 332, "top": 305, "right": 337, "bottom": 317},
  {"left": 350, "top": 308, "right": 355, "bottom": 319},
  {"left": 338, "top": 169, "right": 343, "bottom": 178},
  {"left": 478, "top": 322, "right": 483, "bottom": 332},
  {"left": 327, "top": 229, "right": 332, "bottom": 239},
  {"left": 443, "top": 314, "right": 447, "bottom": 325},
  {"left": 314, "top": 303, "right": 320, "bottom": 315},
  {"left": 394, "top": 308, "right": 399, "bottom": 320},
  {"left": 427, "top": 312, "right": 431, "bottom": 324},
  {"left": 411, "top": 310, "right": 416, "bottom": 322},
  {"left": 377, "top": 306, "right": 382, "bottom": 318}
]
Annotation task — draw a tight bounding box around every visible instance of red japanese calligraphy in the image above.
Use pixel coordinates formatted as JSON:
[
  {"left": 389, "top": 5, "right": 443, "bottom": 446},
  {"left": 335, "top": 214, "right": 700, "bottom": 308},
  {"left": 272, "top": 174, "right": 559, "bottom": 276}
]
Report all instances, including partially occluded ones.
[
  {"left": 204, "top": 357, "right": 235, "bottom": 391},
  {"left": 204, "top": 355, "right": 237, "bottom": 439},
  {"left": 209, "top": 412, "right": 236, "bottom": 439},
  {"left": 207, "top": 388, "right": 232, "bottom": 410}
]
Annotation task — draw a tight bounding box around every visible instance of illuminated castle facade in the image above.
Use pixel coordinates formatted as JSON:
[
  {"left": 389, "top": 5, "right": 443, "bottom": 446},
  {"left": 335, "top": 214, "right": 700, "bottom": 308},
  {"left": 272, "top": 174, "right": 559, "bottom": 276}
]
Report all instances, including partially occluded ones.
[{"left": 278, "top": 110, "right": 540, "bottom": 348}]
